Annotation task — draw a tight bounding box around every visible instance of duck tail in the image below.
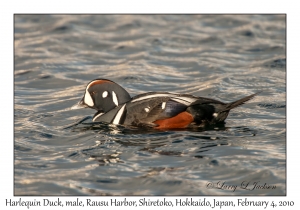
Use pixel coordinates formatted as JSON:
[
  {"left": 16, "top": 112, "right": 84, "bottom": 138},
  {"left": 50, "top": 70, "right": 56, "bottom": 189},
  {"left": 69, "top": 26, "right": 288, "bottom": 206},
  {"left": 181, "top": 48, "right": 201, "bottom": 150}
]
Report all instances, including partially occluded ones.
[{"left": 223, "top": 91, "right": 261, "bottom": 112}]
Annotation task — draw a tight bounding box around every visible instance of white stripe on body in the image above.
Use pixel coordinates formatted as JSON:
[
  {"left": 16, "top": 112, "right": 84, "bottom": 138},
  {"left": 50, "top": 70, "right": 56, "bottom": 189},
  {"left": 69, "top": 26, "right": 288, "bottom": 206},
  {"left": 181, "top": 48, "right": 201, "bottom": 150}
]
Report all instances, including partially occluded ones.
[{"left": 131, "top": 93, "right": 197, "bottom": 106}]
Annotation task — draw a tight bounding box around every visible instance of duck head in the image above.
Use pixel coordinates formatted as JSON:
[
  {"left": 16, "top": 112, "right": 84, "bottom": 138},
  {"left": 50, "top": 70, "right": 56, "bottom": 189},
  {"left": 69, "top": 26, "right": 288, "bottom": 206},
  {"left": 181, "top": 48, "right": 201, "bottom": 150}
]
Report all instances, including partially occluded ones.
[{"left": 71, "top": 79, "right": 131, "bottom": 113}]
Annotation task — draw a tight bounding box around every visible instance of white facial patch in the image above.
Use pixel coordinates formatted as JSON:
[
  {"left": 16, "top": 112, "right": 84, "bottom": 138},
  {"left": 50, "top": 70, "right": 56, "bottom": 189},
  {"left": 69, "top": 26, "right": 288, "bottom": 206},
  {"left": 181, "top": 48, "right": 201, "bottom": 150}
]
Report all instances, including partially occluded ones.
[
  {"left": 162, "top": 102, "right": 166, "bottom": 109},
  {"left": 144, "top": 107, "right": 150, "bottom": 112},
  {"left": 213, "top": 113, "right": 218, "bottom": 117},
  {"left": 112, "top": 91, "right": 118, "bottom": 106},
  {"left": 84, "top": 90, "right": 94, "bottom": 107},
  {"left": 102, "top": 91, "right": 108, "bottom": 98}
]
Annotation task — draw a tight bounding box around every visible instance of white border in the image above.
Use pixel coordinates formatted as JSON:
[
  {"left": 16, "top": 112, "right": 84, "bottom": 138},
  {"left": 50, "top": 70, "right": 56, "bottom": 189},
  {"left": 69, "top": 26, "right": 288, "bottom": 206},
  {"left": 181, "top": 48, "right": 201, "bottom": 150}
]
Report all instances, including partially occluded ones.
[{"left": 2, "top": 1, "right": 297, "bottom": 209}]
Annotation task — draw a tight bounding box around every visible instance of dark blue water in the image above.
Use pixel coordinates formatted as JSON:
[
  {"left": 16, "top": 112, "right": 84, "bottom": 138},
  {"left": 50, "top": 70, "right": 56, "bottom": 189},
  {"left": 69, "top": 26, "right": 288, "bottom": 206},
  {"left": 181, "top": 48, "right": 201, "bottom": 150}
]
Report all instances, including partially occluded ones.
[{"left": 14, "top": 15, "right": 286, "bottom": 195}]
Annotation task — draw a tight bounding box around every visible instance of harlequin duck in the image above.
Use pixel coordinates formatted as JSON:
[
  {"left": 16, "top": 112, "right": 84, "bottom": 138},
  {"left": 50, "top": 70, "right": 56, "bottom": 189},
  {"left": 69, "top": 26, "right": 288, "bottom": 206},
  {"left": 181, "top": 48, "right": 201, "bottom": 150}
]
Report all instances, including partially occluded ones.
[{"left": 71, "top": 79, "right": 258, "bottom": 129}]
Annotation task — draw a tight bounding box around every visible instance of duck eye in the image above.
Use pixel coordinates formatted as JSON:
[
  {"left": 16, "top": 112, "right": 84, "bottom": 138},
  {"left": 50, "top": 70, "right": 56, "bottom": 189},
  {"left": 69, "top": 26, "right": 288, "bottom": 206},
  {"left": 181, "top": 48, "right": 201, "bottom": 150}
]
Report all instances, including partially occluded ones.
[{"left": 91, "top": 91, "right": 97, "bottom": 95}]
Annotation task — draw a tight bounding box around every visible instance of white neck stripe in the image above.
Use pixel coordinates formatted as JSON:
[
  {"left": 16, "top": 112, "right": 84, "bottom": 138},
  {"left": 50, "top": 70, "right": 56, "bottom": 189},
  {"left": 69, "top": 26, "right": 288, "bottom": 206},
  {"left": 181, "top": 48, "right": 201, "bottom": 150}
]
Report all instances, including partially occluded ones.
[{"left": 112, "top": 104, "right": 126, "bottom": 124}]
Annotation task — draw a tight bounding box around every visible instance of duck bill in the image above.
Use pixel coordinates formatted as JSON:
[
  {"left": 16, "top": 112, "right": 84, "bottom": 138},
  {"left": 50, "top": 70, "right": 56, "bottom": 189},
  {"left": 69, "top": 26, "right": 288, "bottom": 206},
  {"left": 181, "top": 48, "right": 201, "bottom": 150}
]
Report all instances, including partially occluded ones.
[{"left": 71, "top": 98, "right": 88, "bottom": 110}]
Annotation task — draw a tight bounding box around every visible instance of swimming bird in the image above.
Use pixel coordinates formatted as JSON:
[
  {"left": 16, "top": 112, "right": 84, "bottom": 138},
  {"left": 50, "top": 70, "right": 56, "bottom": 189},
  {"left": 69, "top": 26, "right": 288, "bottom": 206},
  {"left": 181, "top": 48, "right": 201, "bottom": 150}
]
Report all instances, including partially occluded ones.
[{"left": 71, "top": 79, "right": 258, "bottom": 129}]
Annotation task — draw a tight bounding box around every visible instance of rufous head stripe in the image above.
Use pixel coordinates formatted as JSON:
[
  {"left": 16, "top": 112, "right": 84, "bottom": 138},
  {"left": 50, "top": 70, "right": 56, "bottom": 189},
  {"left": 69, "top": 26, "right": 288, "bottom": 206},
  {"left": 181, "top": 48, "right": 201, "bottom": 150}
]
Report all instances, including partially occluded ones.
[{"left": 86, "top": 80, "right": 114, "bottom": 90}]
